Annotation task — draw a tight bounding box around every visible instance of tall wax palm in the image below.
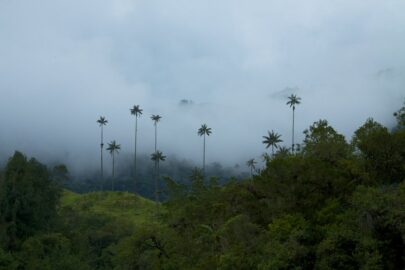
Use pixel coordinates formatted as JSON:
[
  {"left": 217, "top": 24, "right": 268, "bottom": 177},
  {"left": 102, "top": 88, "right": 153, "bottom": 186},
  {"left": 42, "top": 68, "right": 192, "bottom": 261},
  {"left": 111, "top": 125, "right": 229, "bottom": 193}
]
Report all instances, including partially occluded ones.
[
  {"left": 262, "top": 130, "right": 283, "bottom": 156},
  {"left": 97, "top": 116, "right": 108, "bottom": 183},
  {"left": 151, "top": 115, "right": 162, "bottom": 152},
  {"left": 130, "top": 105, "right": 143, "bottom": 192},
  {"left": 246, "top": 158, "right": 257, "bottom": 178},
  {"left": 106, "top": 140, "right": 121, "bottom": 191},
  {"left": 198, "top": 124, "right": 212, "bottom": 178},
  {"left": 151, "top": 150, "right": 166, "bottom": 204},
  {"left": 286, "top": 94, "right": 301, "bottom": 153}
]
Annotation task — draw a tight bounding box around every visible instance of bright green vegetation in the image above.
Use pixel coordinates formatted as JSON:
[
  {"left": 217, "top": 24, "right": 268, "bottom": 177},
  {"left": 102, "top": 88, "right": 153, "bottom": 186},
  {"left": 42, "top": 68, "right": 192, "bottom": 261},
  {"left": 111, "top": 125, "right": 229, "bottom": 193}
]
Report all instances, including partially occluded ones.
[
  {"left": 0, "top": 103, "right": 404, "bottom": 269},
  {"left": 60, "top": 190, "right": 158, "bottom": 227}
]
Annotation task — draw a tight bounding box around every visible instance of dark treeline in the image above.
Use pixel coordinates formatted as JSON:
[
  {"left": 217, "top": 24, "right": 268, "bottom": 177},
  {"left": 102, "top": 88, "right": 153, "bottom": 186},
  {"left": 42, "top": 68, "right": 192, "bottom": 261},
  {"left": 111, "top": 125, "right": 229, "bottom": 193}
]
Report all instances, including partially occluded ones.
[
  {"left": 64, "top": 154, "right": 248, "bottom": 200},
  {"left": 0, "top": 103, "right": 404, "bottom": 269}
]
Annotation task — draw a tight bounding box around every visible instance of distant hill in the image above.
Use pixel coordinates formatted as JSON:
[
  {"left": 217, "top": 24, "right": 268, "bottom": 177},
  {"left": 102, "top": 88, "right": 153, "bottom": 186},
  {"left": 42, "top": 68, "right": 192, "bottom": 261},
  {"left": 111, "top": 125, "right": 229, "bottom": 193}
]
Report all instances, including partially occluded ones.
[{"left": 60, "top": 190, "right": 159, "bottom": 226}]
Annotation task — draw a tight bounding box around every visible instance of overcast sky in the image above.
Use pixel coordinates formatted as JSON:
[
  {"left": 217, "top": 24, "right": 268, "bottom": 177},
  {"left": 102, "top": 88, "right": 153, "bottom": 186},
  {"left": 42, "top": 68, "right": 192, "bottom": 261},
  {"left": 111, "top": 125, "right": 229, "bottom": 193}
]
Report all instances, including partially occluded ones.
[{"left": 0, "top": 0, "right": 404, "bottom": 172}]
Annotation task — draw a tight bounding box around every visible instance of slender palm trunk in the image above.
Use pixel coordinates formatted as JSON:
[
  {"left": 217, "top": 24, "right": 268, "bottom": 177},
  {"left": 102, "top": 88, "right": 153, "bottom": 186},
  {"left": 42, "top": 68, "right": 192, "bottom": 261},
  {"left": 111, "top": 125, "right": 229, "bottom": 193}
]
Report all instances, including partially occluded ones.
[
  {"left": 203, "top": 134, "right": 206, "bottom": 178},
  {"left": 100, "top": 126, "right": 104, "bottom": 190},
  {"left": 272, "top": 145, "right": 274, "bottom": 156},
  {"left": 112, "top": 153, "right": 115, "bottom": 191},
  {"left": 153, "top": 123, "right": 159, "bottom": 213},
  {"left": 154, "top": 161, "right": 159, "bottom": 206},
  {"left": 292, "top": 106, "right": 295, "bottom": 153},
  {"left": 154, "top": 123, "right": 157, "bottom": 152},
  {"left": 250, "top": 167, "right": 253, "bottom": 178},
  {"left": 134, "top": 116, "right": 138, "bottom": 192}
]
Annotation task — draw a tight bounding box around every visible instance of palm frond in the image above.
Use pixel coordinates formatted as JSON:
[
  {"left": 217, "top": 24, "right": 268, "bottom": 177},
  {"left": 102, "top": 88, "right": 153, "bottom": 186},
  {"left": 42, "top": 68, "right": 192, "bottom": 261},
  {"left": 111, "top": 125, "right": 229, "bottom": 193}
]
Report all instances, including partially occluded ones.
[
  {"left": 198, "top": 124, "right": 212, "bottom": 136},
  {"left": 151, "top": 150, "right": 166, "bottom": 162},
  {"left": 151, "top": 114, "right": 162, "bottom": 124},
  {"left": 97, "top": 116, "right": 108, "bottom": 126},
  {"left": 286, "top": 94, "right": 302, "bottom": 107},
  {"left": 106, "top": 140, "right": 121, "bottom": 154},
  {"left": 130, "top": 105, "right": 143, "bottom": 117},
  {"left": 262, "top": 130, "right": 283, "bottom": 149}
]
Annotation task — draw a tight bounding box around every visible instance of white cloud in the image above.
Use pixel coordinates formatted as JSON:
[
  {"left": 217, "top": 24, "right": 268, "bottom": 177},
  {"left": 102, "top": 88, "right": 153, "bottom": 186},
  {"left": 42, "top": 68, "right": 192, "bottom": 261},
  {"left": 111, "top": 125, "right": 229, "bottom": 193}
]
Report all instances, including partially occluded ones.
[{"left": 0, "top": 0, "right": 404, "bottom": 171}]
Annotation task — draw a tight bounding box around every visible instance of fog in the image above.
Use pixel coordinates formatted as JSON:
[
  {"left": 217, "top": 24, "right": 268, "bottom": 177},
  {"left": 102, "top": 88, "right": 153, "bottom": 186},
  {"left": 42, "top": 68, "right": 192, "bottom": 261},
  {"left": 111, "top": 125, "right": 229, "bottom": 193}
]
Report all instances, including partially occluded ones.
[{"left": 0, "top": 0, "right": 404, "bottom": 174}]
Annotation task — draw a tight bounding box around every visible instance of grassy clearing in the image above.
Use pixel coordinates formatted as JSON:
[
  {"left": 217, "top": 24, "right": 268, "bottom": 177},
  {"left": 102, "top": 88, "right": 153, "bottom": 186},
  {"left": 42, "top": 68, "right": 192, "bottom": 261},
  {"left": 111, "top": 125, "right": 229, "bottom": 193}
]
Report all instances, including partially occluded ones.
[{"left": 60, "top": 190, "right": 160, "bottom": 226}]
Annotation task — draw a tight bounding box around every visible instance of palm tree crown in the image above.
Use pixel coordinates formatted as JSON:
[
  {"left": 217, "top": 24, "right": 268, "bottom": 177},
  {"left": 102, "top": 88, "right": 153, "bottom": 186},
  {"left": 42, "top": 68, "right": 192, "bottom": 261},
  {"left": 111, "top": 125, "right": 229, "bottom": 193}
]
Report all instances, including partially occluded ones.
[
  {"left": 246, "top": 158, "right": 257, "bottom": 178},
  {"left": 286, "top": 94, "right": 301, "bottom": 109},
  {"left": 151, "top": 150, "right": 166, "bottom": 206},
  {"left": 246, "top": 158, "right": 257, "bottom": 169},
  {"left": 276, "top": 146, "right": 290, "bottom": 156},
  {"left": 151, "top": 150, "right": 166, "bottom": 162},
  {"left": 107, "top": 141, "right": 121, "bottom": 155},
  {"left": 262, "top": 130, "right": 283, "bottom": 155},
  {"left": 151, "top": 114, "right": 162, "bottom": 125},
  {"left": 130, "top": 105, "right": 143, "bottom": 117},
  {"left": 106, "top": 140, "right": 120, "bottom": 190},
  {"left": 97, "top": 116, "right": 108, "bottom": 126},
  {"left": 198, "top": 124, "right": 212, "bottom": 137},
  {"left": 198, "top": 124, "right": 212, "bottom": 179}
]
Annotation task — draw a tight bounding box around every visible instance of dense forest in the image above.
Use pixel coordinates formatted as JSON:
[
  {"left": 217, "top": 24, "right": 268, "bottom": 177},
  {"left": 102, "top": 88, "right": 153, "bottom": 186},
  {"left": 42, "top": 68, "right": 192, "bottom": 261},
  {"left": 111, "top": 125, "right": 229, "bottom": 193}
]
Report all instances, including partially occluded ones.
[
  {"left": 0, "top": 103, "right": 404, "bottom": 269},
  {"left": 64, "top": 154, "right": 248, "bottom": 199}
]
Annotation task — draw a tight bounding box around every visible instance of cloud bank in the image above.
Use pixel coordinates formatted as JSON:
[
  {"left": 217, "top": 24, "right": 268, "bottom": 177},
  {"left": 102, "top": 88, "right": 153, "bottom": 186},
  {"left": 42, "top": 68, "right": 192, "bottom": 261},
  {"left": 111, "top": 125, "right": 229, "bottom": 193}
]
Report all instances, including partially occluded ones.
[{"left": 0, "top": 0, "right": 404, "bottom": 173}]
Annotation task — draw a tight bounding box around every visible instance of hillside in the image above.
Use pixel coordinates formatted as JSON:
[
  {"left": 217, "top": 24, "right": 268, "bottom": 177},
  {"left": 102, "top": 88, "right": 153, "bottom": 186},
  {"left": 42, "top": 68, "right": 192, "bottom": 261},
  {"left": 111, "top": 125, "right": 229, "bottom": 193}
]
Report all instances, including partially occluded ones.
[
  {"left": 60, "top": 190, "right": 159, "bottom": 226},
  {"left": 0, "top": 110, "right": 404, "bottom": 269}
]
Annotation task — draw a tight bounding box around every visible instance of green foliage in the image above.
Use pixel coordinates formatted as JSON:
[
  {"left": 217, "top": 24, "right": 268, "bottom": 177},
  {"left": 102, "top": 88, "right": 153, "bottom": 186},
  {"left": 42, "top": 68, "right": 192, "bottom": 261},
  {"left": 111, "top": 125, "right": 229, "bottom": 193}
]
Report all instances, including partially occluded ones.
[
  {"left": 303, "top": 120, "right": 351, "bottom": 162},
  {"left": 259, "top": 214, "right": 312, "bottom": 270},
  {"left": 352, "top": 118, "right": 405, "bottom": 184},
  {"left": 1, "top": 105, "right": 404, "bottom": 269},
  {"left": 113, "top": 223, "right": 173, "bottom": 270},
  {"left": 0, "top": 152, "right": 61, "bottom": 250},
  {"left": 60, "top": 191, "right": 157, "bottom": 229},
  {"left": 58, "top": 190, "right": 158, "bottom": 269},
  {"left": 19, "top": 233, "right": 89, "bottom": 270},
  {"left": 0, "top": 248, "right": 18, "bottom": 270},
  {"left": 393, "top": 102, "right": 405, "bottom": 128}
]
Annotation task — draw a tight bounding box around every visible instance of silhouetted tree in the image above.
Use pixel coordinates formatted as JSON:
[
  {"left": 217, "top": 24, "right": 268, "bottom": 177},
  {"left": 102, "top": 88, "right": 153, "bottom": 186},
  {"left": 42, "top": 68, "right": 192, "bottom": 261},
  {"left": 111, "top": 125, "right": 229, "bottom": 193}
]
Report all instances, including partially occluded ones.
[
  {"left": 130, "top": 105, "right": 143, "bottom": 193},
  {"left": 275, "top": 146, "right": 290, "bottom": 157},
  {"left": 97, "top": 116, "right": 108, "bottom": 184},
  {"left": 262, "top": 130, "right": 283, "bottom": 156},
  {"left": 107, "top": 140, "right": 121, "bottom": 190},
  {"left": 246, "top": 158, "right": 257, "bottom": 178},
  {"left": 287, "top": 94, "right": 301, "bottom": 152},
  {"left": 151, "top": 115, "right": 162, "bottom": 153},
  {"left": 393, "top": 101, "right": 405, "bottom": 128},
  {"left": 151, "top": 150, "right": 166, "bottom": 204},
  {"left": 261, "top": 152, "right": 271, "bottom": 163},
  {"left": 198, "top": 124, "right": 212, "bottom": 178},
  {"left": 0, "top": 152, "right": 61, "bottom": 250}
]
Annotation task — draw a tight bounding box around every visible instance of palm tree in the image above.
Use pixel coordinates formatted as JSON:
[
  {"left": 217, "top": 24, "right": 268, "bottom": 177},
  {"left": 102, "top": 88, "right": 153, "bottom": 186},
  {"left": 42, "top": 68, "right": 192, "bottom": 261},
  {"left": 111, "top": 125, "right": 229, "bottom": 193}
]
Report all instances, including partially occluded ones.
[
  {"left": 106, "top": 140, "right": 121, "bottom": 191},
  {"left": 198, "top": 124, "right": 212, "bottom": 178},
  {"left": 151, "top": 150, "right": 166, "bottom": 204},
  {"left": 151, "top": 115, "right": 162, "bottom": 152},
  {"left": 97, "top": 116, "right": 108, "bottom": 184},
  {"left": 262, "top": 130, "right": 283, "bottom": 156},
  {"left": 276, "top": 146, "right": 290, "bottom": 156},
  {"left": 286, "top": 94, "right": 301, "bottom": 153},
  {"left": 246, "top": 158, "right": 257, "bottom": 178},
  {"left": 261, "top": 152, "right": 270, "bottom": 163},
  {"left": 130, "top": 105, "right": 143, "bottom": 192}
]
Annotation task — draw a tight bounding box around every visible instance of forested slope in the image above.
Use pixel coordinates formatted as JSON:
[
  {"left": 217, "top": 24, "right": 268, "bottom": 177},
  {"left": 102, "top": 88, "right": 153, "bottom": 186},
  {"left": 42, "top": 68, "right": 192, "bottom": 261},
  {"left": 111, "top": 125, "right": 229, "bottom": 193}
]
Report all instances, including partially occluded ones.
[{"left": 0, "top": 105, "right": 404, "bottom": 269}]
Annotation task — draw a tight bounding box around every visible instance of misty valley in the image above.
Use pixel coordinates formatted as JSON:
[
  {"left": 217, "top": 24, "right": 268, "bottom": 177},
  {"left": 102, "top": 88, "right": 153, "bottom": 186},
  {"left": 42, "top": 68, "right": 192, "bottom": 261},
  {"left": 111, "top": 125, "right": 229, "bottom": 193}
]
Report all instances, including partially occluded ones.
[
  {"left": 0, "top": 102, "right": 404, "bottom": 269},
  {"left": 1, "top": 1, "right": 405, "bottom": 269}
]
